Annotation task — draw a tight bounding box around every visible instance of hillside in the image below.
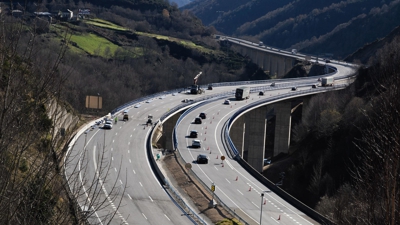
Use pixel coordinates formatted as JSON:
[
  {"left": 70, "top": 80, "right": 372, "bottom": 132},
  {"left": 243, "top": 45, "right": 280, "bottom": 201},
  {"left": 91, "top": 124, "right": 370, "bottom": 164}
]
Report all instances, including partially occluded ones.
[{"left": 183, "top": 0, "right": 400, "bottom": 60}]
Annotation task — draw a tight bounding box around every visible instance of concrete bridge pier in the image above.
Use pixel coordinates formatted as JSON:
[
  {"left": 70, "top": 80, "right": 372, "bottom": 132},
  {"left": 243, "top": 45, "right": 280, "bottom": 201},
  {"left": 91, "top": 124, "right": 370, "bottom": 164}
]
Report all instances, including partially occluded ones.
[
  {"left": 230, "top": 116, "right": 245, "bottom": 156},
  {"left": 243, "top": 106, "right": 269, "bottom": 172},
  {"left": 273, "top": 101, "right": 292, "bottom": 156}
]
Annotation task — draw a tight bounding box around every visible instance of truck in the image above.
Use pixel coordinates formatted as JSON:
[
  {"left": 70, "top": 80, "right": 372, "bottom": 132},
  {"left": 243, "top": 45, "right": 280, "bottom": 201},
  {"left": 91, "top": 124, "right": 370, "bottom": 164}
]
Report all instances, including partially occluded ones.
[
  {"left": 321, "top": 76, "right": 334, "bottom": 86},
  {"left": 235, "top": 87, "right": 250, "bottom": 100}
]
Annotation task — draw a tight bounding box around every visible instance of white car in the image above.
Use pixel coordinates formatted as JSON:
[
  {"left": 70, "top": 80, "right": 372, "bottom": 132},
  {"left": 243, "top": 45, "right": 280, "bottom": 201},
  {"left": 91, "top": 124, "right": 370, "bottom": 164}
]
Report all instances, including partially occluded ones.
[
  {"left": 103, "top": 121, "right": 113, "bottom": 129},
  {"left": 224, "top": 100, "right": 230, "bottom": 105},
  {"left": 192, "top": 140, "right": 201, "bottom": 148}
]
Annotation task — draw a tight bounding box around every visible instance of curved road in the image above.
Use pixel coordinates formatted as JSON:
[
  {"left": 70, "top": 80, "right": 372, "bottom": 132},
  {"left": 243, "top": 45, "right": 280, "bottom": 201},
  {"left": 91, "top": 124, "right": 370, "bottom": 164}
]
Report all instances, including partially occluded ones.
[{"left": 65, "top": 40, "right": 357, "bottom": 225}]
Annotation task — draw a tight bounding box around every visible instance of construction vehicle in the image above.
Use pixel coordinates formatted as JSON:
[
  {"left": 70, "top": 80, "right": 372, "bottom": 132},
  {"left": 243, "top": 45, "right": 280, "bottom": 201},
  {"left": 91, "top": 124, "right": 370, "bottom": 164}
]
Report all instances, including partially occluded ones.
[
  {"left": 146, "top": 114, "right": 153, "bottom": 126},
  {"left": 190, "top": 72, "right": 204, "bottom": 94}
]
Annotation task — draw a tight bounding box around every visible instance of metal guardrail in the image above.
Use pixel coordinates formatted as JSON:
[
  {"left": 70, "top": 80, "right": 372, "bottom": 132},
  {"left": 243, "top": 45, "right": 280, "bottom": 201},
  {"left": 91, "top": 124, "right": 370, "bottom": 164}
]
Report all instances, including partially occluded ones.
[
  {"left": 171, "top": 98, "right": 250, "bottom": 225},
  {"left": 110, "top": 65, "right": 341, "bottom": 117},
  {"left": 225, "top": 84, "right": 350, "bottom": 158}
]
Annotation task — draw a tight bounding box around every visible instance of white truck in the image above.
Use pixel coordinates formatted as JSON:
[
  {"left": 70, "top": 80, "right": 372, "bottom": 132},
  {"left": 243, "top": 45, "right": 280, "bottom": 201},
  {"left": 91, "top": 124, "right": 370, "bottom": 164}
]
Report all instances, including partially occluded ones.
[{"left": 321, "top": 76, "right": 334, "bottom": 86}]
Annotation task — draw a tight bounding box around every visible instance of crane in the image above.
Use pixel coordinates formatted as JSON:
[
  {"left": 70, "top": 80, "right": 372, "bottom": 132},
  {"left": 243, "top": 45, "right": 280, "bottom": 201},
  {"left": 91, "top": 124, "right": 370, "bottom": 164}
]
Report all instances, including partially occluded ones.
[{"left": 190, "top": 72, "right": 204, "bottom": 94}]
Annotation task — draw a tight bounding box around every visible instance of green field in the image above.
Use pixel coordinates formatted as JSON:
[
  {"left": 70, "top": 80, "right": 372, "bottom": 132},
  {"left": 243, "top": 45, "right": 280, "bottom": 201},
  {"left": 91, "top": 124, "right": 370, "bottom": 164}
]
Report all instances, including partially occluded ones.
[{"left": 85, "top": 18, "right": 128, "bottom": 31}]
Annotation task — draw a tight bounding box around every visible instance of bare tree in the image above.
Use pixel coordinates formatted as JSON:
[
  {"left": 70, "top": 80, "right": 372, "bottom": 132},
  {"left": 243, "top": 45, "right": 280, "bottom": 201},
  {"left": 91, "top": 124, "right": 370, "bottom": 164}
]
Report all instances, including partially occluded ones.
[{"left": 0, "top": 14, "right": 124, "bottom": 224}]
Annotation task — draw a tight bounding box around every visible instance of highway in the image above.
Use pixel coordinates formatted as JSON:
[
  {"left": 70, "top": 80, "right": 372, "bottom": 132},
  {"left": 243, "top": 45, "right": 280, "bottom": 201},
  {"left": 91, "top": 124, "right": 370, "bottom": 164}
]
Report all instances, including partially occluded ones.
[{"left": 65, "top": 38, "right": 357, "bottom": 225}]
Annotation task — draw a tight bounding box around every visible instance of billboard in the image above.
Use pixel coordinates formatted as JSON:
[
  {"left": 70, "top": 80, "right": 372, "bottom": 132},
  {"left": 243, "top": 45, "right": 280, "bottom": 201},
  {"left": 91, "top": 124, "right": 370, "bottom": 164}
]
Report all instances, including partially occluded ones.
[{"left": 85, "top": 95, "right": 102, "bottom": 109}]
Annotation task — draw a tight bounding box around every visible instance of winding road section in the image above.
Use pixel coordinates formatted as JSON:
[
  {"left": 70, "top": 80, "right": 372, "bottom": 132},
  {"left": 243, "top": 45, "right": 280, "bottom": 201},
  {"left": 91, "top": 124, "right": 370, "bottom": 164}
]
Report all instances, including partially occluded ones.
[{"left": 65, "top": 40, "right": 357, "bottom": 225}]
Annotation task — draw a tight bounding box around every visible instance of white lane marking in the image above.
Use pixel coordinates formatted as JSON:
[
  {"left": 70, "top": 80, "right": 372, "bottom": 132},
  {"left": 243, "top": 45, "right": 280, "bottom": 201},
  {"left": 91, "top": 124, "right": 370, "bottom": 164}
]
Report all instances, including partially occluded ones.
[
  {"left": 164, "top": 214, "right": 171, "bottom": 221},
  {"left": 127, "top": 194, "right": 132, "bottom": 200},
  {"left": 251, "top": 201, "right": 259, "bottom": 209},
  {"left": 93, "top": 146, "right": 128, "bottom": 224},
  {"left": 112, "top": 157, "right": 114, "bottom": 161},
  {"left": 130, "top": 135, "right": 132, "bottom": 137},
  {"left": 114, "top": 168, "right": 117, "bottom": 172},
  {"left": 271, "top": 217, "right": 280, "bottom": 224},
  {"left": 225, "top": 178, "right": 231, "bottom": 184},
  {"left": 237, "top": 189, "right": 243, "bottom": 195},
  {"left": 182, "top": 106, "right": 258, "bottom": 225},
  {"left": 129, "top": 159, "right": 131, "bottom": 163},
  {"left": 142, "top": 213, "right": 147, "bottom": 220},
  {"left": 128, "top": 150, "right": 130, "bottom": 153},
  {"left": 133, "top": 170, "right": 136, "bottom": 174},
  {"left": 111, "top": 148, "right": 113, "bottom": 152},
  {"left": 139, "top": 182, "right": 143, "bottom": 187},
  {"left": 128, "top": 142, "right": 130, "bottom": 145},
  {"left": 149, "top": 196, "right": 153, "bottom": 202},
  {"left": 119, "top": 180, "right": 123, "bottom": 185},
  {"left": 214, "top": 166, "right": 219, "bottom": 171},
  {"left": 113, "top": 140, "right": 114, "bottom": 143},
  {"left": 115, "top": 132, "right": 118, "bottom": 135},
  {"left": 212, "top": 110, "right": 313, "bottom": 225}
]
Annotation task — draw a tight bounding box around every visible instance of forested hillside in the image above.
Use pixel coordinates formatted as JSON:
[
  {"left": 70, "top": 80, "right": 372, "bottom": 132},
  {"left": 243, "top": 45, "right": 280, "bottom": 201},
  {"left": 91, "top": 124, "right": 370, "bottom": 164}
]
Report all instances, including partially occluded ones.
[
  {"left": 0, "top": 0, "right": 266, "bottom": 223},
  {"left": 183, "top": 0, "right": 400, "bottom": 59},
  {"left": 2, "top": 0, "right": 399, "bottom": 224}
]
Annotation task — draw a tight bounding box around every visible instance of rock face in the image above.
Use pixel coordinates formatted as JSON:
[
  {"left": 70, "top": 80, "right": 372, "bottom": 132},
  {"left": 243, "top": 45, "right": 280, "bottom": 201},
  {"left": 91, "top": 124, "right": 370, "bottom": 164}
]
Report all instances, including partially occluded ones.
[{"left": 47, "top": 98, "right": 80, "bottom": 141}]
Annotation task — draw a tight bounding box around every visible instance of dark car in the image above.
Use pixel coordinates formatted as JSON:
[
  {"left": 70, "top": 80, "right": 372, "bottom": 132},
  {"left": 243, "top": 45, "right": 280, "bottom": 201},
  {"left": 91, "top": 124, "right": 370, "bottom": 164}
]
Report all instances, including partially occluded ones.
[
  {"left": 197, "top": 154, "right": 208, "bottom": 164},
  {"left": 291, "top": 87, "right": 297, "bottom": 91},
  {"left": 312, "top": 84, "right": 317, "bottom": 88},
  {"left": 199, "top": 112, "right": 206, "bottom": 119},
  {"left": 189, "top": 130, "right": 198, "bottom": 138},
  {"left": 194, "top": 117, "right": 202, "bottom": 124},
  {"left": 259, "top": 91, "right": 264, "bottom": 96}
]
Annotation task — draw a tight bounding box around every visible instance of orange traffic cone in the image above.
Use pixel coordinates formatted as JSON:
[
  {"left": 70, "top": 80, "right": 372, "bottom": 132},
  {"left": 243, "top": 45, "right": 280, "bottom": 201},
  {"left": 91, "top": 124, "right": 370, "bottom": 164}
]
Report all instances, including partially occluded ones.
[
  {"left": 207, "top": 147, "right": 209, "bottom": 150},
  {"left": 204, "top": 137, "right": 206, "bottom": 141},
  {"left": 205, "top": 131, "right": 207, "bottom": 134},
  {"left": 235, "top": 176, "right": 238, "bottom": 181},
  {"left": 263, "top": 199, "right": 266, "bottom": 205},
  {"left": 277, "top": 215, "right": 280, "bottom": 220},
  {"left": 216, "top": 155, "right": 218, "bottom": 159},
  {"left": 222, "top": 163, "right": 224, "bottom": 167},
  {"left": 248, "top": 186, "right": 252, "bottom": 191}
]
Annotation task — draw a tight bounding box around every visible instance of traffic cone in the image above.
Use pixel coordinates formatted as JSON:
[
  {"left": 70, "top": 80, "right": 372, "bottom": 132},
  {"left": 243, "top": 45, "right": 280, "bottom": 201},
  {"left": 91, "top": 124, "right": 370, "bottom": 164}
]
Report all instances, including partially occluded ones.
[
  {"left": 204, "top": 137, "right": 206, "bottom": 141},
  {"left": 207, "top": 147, "right": 209, "bottom": 150},
  {"left": 205, "top": 126, "right": 207, "bottom": 129},
  {"left": 210, "top": 121, "right": 212, "bottom": 124},
  {"left": 263, "top": 199, "right": 266, "bottom": 205},
  {"left": 222, "top": 163, "right": 224, "bottom": 167},
  {"left": 277, "top": 215, "right": 280, "bottom": 220},
  {"left": 216, "top": 155, "right": 218, "bottom": 159},
  {"left": 205, "top": 131, "right": 207, "bottom": 134},
  {"left": 213, "top": 116, "right": 214, "bottom": 119},
  {"left": 209, "top": 150, "right": 212, "bottom": 154},
  {"left": 248, "top": 186, "right": 252, "bottom": 191},
  {"left": 235, "top": 176, "right": 238, "bottom": 181}
]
